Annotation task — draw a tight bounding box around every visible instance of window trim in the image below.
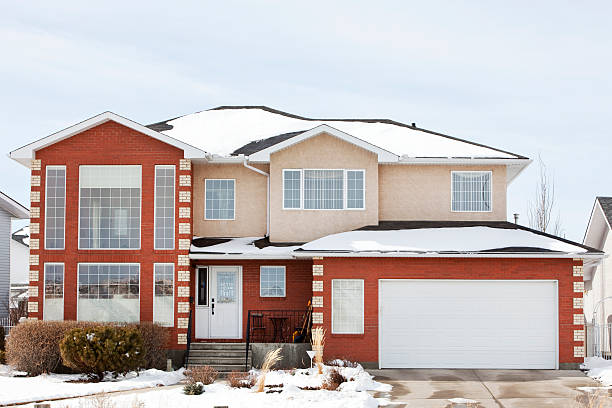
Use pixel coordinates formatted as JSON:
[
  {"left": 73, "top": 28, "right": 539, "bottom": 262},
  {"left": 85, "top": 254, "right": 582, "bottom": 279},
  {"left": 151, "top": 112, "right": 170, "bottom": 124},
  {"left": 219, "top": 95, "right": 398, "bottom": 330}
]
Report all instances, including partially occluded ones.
[
  {"left": 331, "top": 279, "right": 364, "bottom": 335},
  {"left": 153, "top": 263, "right": 175, "bottom": 327},
  {"left": 204, "top": 178, "right": 236, "bottom": 220},
  {"left": 282, "top": 169, "right": 302, "bottom": 210},
  {"left": 282, "top": 169, "right": 366, "bottom": 211},
  {"left": 154, "top": 165, "right": 176, "bottom": 250},
  {"left": 77, "top": 165, "right": 142, "bottom": 250},
  {"left": 44, "top": 165, "right": 66, "bottom": 250},
  {"left": 450, "top": 170, "right": 493, "bottom": 213},
  {"left": 43, "top": 263, "right": 64, "bottom": 321},
  {"left": 259, "top": 265, "right": 286, "bottom": 298},
  {"left": 76, "top": 262, "right": 141, "bottom": 322}
]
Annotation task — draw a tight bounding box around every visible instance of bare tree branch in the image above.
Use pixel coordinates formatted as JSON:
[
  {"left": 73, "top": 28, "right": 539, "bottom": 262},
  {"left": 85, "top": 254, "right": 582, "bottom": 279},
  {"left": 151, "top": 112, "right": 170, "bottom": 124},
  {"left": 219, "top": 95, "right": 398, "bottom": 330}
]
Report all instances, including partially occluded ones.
[{"left": 528, "top": 155, "right": 563, "bottom": 236}]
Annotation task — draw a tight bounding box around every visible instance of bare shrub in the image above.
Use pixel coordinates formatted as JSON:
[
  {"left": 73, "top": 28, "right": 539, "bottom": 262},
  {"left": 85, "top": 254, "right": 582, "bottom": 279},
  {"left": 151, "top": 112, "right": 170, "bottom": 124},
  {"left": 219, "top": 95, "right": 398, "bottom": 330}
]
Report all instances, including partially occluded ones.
[
  {"left": 311, "top": 327, "right": 326, "bottom": 374},
  {"left": 185, "top": 365, "right": 218, "bottom": 385},
  {"left": 321, "top": 368, "right": 347, "bottom": 391},
  {"left": 256, "top": 348, "right": 283, "bottom": 392},
  {"left": 127, "top": 322, "right": 168, "bottom": 370},
  {"left": 227, "top": 371, "right": 255, "bottom": 388}
]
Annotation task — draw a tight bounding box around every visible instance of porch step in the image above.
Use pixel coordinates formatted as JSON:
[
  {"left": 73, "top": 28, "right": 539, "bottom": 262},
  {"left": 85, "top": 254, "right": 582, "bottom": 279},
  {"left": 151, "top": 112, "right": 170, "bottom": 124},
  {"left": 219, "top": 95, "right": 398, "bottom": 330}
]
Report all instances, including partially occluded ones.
[{"left": 187, "top": 343, "right": 252, "bottom": 372}]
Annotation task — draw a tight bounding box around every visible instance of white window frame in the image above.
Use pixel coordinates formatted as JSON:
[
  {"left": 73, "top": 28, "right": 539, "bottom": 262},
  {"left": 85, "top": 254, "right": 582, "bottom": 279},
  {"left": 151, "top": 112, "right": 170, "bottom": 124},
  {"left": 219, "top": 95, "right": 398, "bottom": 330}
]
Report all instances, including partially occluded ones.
[
  {"left": 43, "top": 263, "right": 64, "bottom": 321},
  {"left": 450, "top": 170, "right": 493, "bottom": 213},
  {"left": 331, "top": 279, "right": 364, "bottom": 334},
  {"left": 153, "top": 263, "right": 175, "bottom": 327},
  {"left": 282, "top": 169, "right": 365, "bottom": 211},
  {"left": 154, "top": 165, "right": 175, "bottom": 250},
  {"left": 259, "top": 266, "right": 286, "bottom": 297},
  {"left": 77, "top": 165, "right": 142, "bottom": 250},
  {"left": 282, "top": 169, "right": 302, "bottom": 210},
  {"left": 204, "top": 178, "right": 236, "bottom": 220},
  {"left": 76, "top": 262, "right": 141, "bottom": 322},
  {"left": 45, "top": 165, "right": 66, "bottom": 250}
]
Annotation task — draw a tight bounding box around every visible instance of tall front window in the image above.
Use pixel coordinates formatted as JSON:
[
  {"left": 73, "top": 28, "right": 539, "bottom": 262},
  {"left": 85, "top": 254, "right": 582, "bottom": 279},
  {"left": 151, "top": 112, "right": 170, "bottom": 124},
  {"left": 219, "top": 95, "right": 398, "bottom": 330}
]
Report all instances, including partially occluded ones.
[
  {"left": 79, "top": 166, "right": 141, "bottom": 249},
  {"left": 451, "top": 171, "right": 492, "bottom": 212},
  {"left": 332, "top": 279, "right": 364, "bottom": 334},
  {"left": 205, "top": 179, "right": 235, "bottom": 220},
  {"left": 154, "top": 264, "right": 174, "bottom": 327},
  {"left": 77, "top": 263, "right": 139, "bottom": 322},
  {"left": 155, "top": 166, "right": 175, "bottom": 249},
  {"left": 282, "top": 169, "right": 365, "bottom": 210},
  {"left": 45, "top": 166, "right": 66, "bottom": 249},
  {"left": 44, "top": 263, "right": 64, "bottom": 321}
]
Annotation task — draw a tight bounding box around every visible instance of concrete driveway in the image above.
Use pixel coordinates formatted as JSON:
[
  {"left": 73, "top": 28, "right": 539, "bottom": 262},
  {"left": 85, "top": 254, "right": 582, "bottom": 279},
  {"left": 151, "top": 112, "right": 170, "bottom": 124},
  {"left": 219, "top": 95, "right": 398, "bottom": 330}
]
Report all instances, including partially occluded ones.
[{"left": 368, "top": 369, "right": 605, "bottom": 408}]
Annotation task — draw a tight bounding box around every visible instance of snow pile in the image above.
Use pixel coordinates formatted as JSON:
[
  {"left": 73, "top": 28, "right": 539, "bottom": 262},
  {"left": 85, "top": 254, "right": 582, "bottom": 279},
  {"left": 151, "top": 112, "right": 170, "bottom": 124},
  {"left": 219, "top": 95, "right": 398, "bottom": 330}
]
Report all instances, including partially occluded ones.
[
  {"left": 0, "top": 366, "right": 185, "bottom": 405},
  {"left": 300, "top": 227, "right": 588, "bottom": 254},
  {"left": 161, "top": 107, "right": 520, "bottom": 159},
  {"left": 582, "top": 357, "right": 612, "bottom": 386},
  {"left": 190, "top": 237, "right": 300, "bottom": 257}
]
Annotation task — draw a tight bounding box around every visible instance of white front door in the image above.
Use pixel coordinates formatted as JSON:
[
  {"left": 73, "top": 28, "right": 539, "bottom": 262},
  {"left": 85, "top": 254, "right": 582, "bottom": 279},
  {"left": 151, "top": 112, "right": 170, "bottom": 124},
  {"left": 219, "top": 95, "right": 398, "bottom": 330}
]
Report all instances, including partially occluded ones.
[
  {"left": 196, "top": 266, "right": 242, "bottom": 339},
  {"left": 379, "top": 279, "right": 558, "bottom": 369}
]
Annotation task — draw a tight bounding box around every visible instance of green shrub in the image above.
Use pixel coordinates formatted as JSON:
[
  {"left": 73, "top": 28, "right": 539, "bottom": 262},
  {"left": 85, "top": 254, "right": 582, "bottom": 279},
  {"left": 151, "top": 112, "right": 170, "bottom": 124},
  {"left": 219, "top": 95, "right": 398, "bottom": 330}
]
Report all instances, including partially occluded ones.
[
  {"left": 183, "top": 382, "right": 204, "bottom": 395},
  {"left": 60, "top": 326, "right": 144, "bottom": 381},
  {"left": 6, "top": 320, "right": 168, "bottom": 375}
]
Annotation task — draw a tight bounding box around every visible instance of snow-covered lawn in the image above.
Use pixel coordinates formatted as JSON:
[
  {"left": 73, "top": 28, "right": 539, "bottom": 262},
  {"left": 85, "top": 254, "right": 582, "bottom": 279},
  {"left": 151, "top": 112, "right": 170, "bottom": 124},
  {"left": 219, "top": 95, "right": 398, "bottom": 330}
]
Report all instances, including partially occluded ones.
[
  {"left": 582, "top": 357, "right": 612, "bottom": 386},
  {"left": 5, "top": 364, "right": 391, "bottom": 408},
  {"left": 0, "top": 365, "right": 185, "bottom": 405}
]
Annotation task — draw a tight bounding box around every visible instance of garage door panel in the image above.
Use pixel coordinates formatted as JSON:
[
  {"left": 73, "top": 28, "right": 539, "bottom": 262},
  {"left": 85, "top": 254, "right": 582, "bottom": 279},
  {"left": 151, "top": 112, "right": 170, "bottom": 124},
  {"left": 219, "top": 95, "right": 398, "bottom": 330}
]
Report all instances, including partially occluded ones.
[{"left": 379, "top": 280, "right": 557, "bottom": 369}]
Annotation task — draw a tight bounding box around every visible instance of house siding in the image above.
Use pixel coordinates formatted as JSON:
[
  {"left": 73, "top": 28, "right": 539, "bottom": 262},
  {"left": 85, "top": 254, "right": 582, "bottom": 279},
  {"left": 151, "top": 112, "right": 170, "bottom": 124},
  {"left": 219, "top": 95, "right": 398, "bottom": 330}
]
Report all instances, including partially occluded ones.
[
  {"left": 29, "top": 121, "right": 192, "bottom": 349},
  {"left": 313, "top": 257, "right": 584, "bottom": 366},
  {"left": 0, "top": 208, "right": 11, "bottom": 319}
]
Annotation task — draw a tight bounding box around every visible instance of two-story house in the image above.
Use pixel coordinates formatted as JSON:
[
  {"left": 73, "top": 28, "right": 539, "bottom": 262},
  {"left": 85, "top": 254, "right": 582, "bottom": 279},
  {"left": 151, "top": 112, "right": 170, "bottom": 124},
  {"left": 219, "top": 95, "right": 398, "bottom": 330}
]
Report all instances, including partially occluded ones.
[{"left": 9, "top": 106, "right": 603, "bottom": 370}]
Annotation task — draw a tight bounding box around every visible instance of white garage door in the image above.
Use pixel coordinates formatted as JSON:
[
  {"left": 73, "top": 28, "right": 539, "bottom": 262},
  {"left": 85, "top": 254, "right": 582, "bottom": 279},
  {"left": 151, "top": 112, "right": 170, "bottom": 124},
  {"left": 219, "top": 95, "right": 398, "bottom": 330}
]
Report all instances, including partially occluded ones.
[{"left": 379, "top": 280, "right": 557, "bottom": 369}]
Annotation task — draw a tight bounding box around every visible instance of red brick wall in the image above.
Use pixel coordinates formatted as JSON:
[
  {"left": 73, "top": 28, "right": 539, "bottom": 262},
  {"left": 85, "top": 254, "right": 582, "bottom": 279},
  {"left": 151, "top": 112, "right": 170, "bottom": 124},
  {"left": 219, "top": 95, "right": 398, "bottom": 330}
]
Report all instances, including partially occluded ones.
[
  {"left": 28, "top": 121, "right": 190, "bottom": 349},
  {"left": 189, "top": 259, "right": 313, "bottom": 341},
  {"left": 314, "top": 257, "right": 583, "bottom": 366}
]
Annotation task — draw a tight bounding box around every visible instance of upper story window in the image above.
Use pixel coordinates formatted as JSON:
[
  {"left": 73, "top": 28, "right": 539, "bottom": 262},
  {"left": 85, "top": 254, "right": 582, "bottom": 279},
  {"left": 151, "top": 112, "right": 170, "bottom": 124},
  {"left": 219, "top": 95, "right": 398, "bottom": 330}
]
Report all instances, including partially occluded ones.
[
  {"left": 451, "top": 171, "right": 492, "bottom": 212},
  {"left": 154, "top": 166, "right": 175, "bottom": 249},
  {"left": 282, "top": 169, "right": 365, "bottom": 210},
  {"left": 45, "top": 166, "right": 66, "bottom": 249},
  {"left": 79, "top": 166, "right": 141, "bottom": 249},
  {"left": 205, "top": 179, "right": 235, "bottom": 220}
]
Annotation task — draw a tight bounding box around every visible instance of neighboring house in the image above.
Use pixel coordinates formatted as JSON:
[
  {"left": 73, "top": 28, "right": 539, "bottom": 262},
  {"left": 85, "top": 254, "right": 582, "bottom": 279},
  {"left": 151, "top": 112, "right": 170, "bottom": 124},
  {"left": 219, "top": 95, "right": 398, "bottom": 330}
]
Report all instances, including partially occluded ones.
[
  {"left": 0, "top": 192, "right": 29, "bottom": 319},
  {"left": 8, "top": 106, "right": 603, "bottom": 370},
  {"left": 10, "top": 226, "right": 30, "bottom": 315}
]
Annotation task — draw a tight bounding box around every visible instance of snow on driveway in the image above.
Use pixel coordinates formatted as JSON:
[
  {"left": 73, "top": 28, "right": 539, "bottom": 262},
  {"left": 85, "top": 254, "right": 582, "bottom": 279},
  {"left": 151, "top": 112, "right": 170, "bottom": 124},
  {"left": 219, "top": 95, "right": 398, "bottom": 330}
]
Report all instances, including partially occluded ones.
[
  {"left": 582, "top": 357, "right": 612, "bottom": 386},
  {"left": 0, "top": 365, "right": 185, "bottom": 405}
]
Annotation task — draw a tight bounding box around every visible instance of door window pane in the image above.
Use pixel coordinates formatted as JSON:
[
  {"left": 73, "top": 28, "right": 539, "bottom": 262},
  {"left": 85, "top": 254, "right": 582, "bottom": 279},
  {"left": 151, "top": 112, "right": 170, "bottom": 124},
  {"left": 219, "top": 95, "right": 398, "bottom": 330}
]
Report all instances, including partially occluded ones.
[{"left": 216, "top": 271, "right": 236, "bottom": 303}]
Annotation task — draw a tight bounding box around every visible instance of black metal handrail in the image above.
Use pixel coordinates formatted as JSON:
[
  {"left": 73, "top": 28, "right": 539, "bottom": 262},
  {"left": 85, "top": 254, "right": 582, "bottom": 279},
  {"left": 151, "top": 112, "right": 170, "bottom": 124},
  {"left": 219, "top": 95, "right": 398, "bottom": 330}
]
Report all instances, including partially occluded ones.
[
  {"left": 184, "top": 297, "right": 194, "bottom": 368},
  {"left": 245, "top": 309, "right": 309, "bottom": 370}
]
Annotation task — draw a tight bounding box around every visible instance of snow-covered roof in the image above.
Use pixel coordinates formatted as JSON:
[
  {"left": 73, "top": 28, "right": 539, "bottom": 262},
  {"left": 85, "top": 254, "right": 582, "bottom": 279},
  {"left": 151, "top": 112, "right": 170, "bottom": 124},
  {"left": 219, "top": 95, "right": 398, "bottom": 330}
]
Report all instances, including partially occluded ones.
[
  {"left": 189, "top": 223, "right": 602, "bottom": 260},
  {"left": 298, "top": 226, "right": 593, "bottom": 255},
  {"left": 153, "top": 106, "right": 527, "bottom": 161},
  {"left": 190, "top": 237, "right": 300, "bottom": 259}
]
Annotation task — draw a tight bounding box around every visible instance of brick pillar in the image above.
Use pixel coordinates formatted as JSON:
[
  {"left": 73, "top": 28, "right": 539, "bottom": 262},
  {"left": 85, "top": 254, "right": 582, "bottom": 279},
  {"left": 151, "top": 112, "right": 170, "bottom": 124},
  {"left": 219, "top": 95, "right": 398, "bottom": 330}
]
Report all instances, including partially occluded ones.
[
  {"left": 572, "top": 260, "right": 585, "bottom": 361},
  {"left": 176, "top": 158, "right": 193, "bottom": 348},
  {"left": 28, "top": 159, "right": 42, "bottom": 320},
  {"left": 312, "top": 257, "right": 324, "bottom": 328}
]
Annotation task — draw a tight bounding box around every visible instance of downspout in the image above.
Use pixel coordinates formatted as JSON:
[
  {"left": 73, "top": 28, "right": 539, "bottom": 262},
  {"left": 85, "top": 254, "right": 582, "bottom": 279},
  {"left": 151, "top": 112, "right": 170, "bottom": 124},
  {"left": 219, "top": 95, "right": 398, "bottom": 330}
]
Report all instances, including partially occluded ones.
[{"left": 243, "top": 160, "right": 270, "bottom": 237}]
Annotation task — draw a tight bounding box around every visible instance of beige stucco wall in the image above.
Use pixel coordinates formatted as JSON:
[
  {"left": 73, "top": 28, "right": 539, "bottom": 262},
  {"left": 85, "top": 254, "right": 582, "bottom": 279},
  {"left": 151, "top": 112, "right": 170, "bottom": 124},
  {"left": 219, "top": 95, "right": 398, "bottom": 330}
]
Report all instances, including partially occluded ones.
[
  {"left": 269, "top": 132, "right": 379, "bottom": 242},
  {"left": 378, "top": 164, "right": 507, "bottom": 221},
  {"left": 192, "top": 162, "right": 268, "bottom": 237}
]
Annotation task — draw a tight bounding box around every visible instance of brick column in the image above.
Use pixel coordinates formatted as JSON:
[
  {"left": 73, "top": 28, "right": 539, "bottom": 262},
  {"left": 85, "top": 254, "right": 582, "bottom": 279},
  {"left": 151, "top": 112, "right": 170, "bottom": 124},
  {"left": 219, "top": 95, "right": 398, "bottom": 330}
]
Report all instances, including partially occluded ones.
[
  {"left": 572, "top": 260, "right": 585, "bottom": 360},
  {"left": 176, "top": 158, "right": 193, "bottom": 347},
  {"left": 28, "top": 159, "right": 42, "bottom": 320},
  {"left": 312, "top": 257, "right": 324, "bottom": 327}
]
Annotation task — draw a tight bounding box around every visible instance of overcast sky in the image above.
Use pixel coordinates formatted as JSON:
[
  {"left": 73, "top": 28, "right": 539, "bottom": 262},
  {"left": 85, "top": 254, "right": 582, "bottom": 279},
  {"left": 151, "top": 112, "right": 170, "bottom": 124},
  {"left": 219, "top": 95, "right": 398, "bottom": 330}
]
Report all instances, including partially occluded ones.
[{"left": 1, "top": 1, "right": 610, "bottom": 241}]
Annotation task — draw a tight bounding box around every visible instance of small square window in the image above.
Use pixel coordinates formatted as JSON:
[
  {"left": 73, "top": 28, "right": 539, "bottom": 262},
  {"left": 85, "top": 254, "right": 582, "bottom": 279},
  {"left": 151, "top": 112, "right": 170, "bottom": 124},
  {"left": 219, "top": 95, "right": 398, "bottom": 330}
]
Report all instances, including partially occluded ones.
[{"left": 260, "top": 266, "right": 286, "bottom": 297}]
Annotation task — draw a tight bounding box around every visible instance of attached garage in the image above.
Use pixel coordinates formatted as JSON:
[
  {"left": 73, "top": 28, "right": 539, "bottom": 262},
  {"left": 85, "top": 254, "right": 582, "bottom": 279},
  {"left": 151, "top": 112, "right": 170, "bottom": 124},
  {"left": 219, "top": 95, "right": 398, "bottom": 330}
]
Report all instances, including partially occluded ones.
[{"left": 378, "top": 279, "right": 558, "bottom": 369}]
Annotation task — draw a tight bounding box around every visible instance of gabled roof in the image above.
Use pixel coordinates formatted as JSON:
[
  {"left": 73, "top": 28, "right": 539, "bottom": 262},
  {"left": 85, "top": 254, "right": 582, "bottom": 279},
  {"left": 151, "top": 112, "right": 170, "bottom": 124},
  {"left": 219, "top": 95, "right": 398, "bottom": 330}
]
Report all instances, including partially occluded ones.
[
  {"left": 583, "top": 197, "right": 612, "bottom": 250},
  {"left": 10, "top": 111, "right": 207, "bottom": 168},
  {"left": 0, "top": 192, "right": 29, "bottom": 219}
]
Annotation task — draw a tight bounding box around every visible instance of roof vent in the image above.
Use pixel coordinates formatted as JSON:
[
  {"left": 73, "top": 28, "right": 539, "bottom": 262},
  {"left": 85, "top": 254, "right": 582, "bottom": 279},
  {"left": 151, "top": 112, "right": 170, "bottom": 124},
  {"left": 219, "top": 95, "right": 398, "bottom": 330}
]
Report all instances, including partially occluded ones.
[{"left": 411, "top": 122, "right": 416, "bottom": 127}]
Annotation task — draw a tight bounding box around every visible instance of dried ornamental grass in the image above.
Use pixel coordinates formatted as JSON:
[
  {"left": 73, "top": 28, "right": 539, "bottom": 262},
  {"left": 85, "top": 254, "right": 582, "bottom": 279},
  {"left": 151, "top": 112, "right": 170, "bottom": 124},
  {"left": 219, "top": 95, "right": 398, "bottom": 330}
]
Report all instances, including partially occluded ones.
[
  {"left": 185, "top": 365, "right": 218, "bottom": 385},
  {"left": 255, "top": 347, "right": 283, "bottom": 392},
  {"left": 311, "top": 327, "right": 326, "bottom": 374}
]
